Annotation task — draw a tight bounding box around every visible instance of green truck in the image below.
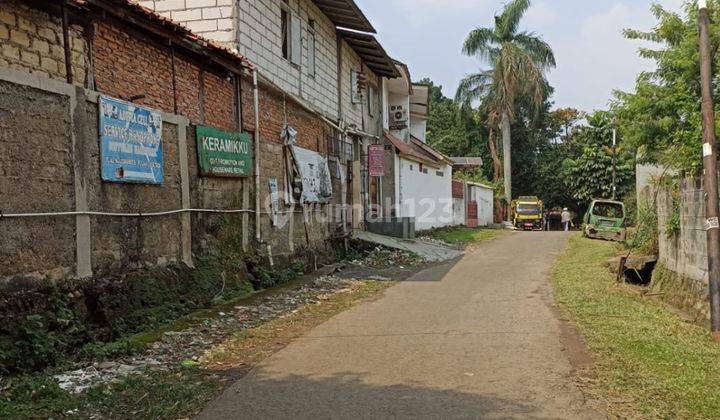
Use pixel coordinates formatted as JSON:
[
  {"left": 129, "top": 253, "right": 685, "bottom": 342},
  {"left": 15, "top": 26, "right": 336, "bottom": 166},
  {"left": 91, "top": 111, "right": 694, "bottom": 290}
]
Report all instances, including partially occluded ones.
[{"left": 582, "top": 199, "right": 626, "bottom": 242}]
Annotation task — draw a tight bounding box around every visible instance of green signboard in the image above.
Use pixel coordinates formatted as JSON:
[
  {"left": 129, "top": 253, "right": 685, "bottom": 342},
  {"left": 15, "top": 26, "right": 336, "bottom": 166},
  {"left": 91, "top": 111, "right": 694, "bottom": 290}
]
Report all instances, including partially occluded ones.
[{"left": 196, "top": 125, "right": 252, "bottom": 177}]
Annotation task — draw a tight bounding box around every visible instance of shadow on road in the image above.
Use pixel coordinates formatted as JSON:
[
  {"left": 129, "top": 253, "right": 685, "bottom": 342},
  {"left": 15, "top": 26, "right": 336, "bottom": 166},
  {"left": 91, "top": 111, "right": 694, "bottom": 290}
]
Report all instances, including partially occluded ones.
[{"left": 199, "top": 370, "right": 547, "bottom": 419}]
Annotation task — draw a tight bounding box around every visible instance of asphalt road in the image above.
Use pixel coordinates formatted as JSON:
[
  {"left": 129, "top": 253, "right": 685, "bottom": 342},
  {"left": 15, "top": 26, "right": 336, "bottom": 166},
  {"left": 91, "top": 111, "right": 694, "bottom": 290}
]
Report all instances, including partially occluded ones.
[{"left": 198, "top": 232, "right": 603, "bottom": 419}]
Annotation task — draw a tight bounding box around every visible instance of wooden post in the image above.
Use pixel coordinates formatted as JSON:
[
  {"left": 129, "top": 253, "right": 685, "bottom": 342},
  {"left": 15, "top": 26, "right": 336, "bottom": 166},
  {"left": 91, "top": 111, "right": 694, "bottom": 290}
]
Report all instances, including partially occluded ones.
[{"left": 697, "top": 0, "right": 720, "bottom": 340}]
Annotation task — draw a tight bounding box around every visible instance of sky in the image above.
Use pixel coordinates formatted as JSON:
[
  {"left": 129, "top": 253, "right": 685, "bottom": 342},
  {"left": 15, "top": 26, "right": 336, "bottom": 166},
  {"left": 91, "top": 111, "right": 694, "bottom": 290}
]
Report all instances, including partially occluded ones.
[{"left": 354, "top": 0, "right": 687, "bottom": 113}]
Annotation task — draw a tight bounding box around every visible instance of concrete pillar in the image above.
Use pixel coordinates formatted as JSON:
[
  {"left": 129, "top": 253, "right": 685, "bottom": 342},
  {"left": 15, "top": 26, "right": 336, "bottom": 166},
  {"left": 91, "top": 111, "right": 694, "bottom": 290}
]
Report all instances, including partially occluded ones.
[
  {"left": 177, "top": 120, "right": 194, "bottom": 268},
  {"left": 71, "top": 86, "right": 92, "bottom": 278}
]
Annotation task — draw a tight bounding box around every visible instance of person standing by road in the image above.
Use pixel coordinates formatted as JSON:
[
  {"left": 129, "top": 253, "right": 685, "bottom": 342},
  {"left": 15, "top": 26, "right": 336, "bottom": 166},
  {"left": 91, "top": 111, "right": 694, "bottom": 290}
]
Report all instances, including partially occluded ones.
[{"left": 561, "top": 208, "right": 572, "bottom": 231}]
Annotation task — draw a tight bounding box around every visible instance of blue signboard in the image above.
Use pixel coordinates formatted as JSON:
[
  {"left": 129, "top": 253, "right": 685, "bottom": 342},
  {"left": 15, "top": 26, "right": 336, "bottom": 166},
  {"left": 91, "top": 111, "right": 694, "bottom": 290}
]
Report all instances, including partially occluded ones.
[{"left": 99, "top": 96, "right": 163, "bottom": 184}]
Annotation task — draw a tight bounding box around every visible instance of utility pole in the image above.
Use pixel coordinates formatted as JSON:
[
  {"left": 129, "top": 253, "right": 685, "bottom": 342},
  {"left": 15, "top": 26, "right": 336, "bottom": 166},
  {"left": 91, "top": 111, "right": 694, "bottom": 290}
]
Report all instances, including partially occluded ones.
[
  {"left": 611, "top": 128, "right": 617, "bottom": 200},
  {"left": 697, "top": 0, "right": 720, "bottom": 341}
]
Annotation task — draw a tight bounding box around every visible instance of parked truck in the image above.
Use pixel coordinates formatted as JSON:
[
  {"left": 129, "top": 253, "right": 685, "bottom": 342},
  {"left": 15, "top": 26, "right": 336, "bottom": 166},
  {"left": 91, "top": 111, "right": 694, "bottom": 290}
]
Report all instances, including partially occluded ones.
[{"left": 511, "top": 196, "right": 544, "bottom": 230}]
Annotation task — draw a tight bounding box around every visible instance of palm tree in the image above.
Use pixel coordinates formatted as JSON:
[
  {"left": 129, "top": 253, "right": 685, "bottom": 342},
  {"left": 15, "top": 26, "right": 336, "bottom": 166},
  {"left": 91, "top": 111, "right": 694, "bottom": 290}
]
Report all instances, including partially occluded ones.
[{"left": 456, "top": 0, "right": 555, "bottom": 208}]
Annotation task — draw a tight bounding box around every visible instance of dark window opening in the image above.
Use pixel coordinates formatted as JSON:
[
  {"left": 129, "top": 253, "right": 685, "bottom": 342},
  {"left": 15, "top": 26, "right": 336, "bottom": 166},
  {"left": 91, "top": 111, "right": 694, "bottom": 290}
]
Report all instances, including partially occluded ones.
[
  {"left": 517, "top": 204, "right": 540, "bottom": 214},
  {"left": 281, "top": 2, "right": 290, "bottom": 60},
  {"left": 593, "top": 203, "right": 624, "bottom": 218},
  {"left": 307, "top": 19, "right": 316, "bottom": 76}
]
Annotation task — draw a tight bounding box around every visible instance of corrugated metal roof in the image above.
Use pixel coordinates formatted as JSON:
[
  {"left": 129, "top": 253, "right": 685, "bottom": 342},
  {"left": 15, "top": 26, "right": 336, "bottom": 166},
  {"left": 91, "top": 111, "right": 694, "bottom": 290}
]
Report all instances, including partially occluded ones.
[
  {"left": 386, "top": 131, "right": 451, "bottom": 168},
  {"left": 410, "top": 136, "right": 453, "bottom": 165},
  {"left": 337, "top": 29, "right": 399, "bottom": 78},
  {"left": 313, "top": 0, "right": 376, "bottom": 33},
  {"left": 451, "top": 157, "right": 484, "bottom": 166},
  {"left": 464, "top": 180, "right": 495, "bottom": 190}
]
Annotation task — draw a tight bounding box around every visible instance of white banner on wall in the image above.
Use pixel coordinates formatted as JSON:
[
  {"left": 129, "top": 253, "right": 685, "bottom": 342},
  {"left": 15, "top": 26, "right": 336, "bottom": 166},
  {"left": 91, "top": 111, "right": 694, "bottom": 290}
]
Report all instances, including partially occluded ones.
[{"left": 292, "top": 146, "right": 332, "bottom": 203}]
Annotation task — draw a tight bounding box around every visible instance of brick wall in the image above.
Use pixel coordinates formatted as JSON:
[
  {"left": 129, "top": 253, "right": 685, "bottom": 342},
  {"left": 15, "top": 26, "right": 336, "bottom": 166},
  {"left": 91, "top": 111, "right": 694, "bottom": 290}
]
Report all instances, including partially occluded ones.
[
  {"left": 0, "top": 1, "right": 345, "bottom": 283},
  {"left": 338, "top": 46, "right": 381, "bottom": 135},
  {"left": 657, "top": 179, "right": 709, "bottom": 285},
  {"left": 0, "top": 80, "right": 76, "bottom": 280},
  {"left": 92, "top": 20, "right": 174, "bottom": 112},
  {"left": 144, "top": 0, "right": 340, "bottom": 120},
  {"left": 362, "top": 63, "right": 382, "bottom": 136},
  {"left": 92, "top": 18, "right": 237, "bottom": 131},
  {"left": 236, "top": 0, "right": 340, "bottom": 119},
  {"left": 0, "top": 0, "right": 87, "bottom": 86},
  {"left": 654, "top": 178, "right": 711, "bottom": 320},
  {"left": 203, "top": 70, "right": 235, "bottom": 131},
  {"left": 241, "top": 76, "right": 329, "bottom": 153}
]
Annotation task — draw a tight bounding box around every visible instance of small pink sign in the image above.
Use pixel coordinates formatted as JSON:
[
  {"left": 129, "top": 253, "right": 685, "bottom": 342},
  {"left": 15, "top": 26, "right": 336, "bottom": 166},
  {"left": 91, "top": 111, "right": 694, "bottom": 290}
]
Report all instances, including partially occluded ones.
[{"left": 368, "top": 144, "right": 385, "bottom": 177}]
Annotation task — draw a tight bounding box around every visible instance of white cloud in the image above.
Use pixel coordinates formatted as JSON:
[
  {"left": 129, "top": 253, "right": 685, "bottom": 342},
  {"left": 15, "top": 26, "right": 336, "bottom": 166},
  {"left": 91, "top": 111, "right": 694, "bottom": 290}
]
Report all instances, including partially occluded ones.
[
  {"left": 547, "top": 0, "right": 683, "bottom": 111},
  {"left": 524, "top": 1, "right": 558, "bottom": 29},
  {"left": 357, "top": 0, "right": 687, "bottom": 111}
]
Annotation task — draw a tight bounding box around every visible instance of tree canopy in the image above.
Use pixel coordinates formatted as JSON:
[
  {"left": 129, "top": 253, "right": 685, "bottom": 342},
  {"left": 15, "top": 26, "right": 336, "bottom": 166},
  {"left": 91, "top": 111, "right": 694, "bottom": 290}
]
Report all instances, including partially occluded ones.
[
  {"left": 613, "top": 1, "right": 720, "bottom": 174},
  {"left": 456, "top": 0, "right": 556, "bottom": 205},
  {"left": 421, "top": 0, "right": 688, "bottom": 215}
]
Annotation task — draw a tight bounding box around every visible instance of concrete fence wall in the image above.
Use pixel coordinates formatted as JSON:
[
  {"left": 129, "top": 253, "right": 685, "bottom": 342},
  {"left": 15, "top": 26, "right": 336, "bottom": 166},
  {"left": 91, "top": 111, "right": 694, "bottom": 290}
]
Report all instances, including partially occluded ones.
[
  {"left": 655, "top": 178, "right": 711, "bottom": 319},
  {"left": 0, "top": 67, "right": 342, "bottom": 284}
]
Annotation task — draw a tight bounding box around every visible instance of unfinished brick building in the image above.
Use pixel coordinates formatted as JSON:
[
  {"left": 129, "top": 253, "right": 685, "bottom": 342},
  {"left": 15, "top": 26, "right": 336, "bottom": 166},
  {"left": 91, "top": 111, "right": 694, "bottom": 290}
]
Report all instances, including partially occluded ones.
[{"left": 0, "top": 0, "right": 359, "bottom": 283}]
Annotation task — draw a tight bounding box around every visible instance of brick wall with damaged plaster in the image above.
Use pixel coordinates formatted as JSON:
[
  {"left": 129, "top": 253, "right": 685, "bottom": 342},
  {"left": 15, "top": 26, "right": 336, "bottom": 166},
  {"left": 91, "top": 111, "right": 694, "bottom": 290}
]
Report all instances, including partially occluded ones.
[
  {"left": 0, "top": 1, "right": 345, "bottom": 284},
  {"left": 0, "top": 0, "right": 87, "bottom": 85},
  {"left": 0, "top": 71, "right": 344, "bottom": 283}
]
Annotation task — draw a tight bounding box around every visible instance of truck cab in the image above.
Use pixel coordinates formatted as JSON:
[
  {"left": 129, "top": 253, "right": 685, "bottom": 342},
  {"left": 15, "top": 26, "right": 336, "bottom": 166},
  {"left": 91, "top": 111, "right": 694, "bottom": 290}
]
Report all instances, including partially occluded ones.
[{"left": 511, "top": 196, "right": 544, "bottom": 230}]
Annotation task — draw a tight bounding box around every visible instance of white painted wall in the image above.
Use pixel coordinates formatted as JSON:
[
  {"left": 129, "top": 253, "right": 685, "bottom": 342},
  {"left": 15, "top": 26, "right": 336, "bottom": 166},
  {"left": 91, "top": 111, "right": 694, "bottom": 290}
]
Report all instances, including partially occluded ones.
[
  {"left": 388, "top": 92, "right": 410, "bottom": 141},
  {"left": 469, "top": 184, "right": 494, "bottom": 227},
  {"left": 410, "top": 119, "right": 427, "bottom": 142},
  {"left": 452, "top": 197, "right": 465, "bottom": 226},
  {"left": 397, "top": 157, "right": 453, "bottom": 231}
]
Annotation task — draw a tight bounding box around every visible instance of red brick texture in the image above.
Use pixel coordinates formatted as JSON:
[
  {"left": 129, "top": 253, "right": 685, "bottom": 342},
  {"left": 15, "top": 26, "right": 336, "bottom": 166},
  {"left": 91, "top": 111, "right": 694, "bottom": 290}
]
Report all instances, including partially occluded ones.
[
  {"left": 92, "top": 19, "right": 236, "bottom": 131},
  {"left": 240, "top": 78, "right": 331, "bottom": 154},
  {"left": 92, "top": 21, "right": 174, "bottom": 112},
  {"left": 90, "top": 19, "right": 327, "bottom": 151},
  {"left": 203, "top": 70, "right": 235, "bottom": 131},
  {"left": 452, "top": 180, "right": 465, "bottom": 199}
]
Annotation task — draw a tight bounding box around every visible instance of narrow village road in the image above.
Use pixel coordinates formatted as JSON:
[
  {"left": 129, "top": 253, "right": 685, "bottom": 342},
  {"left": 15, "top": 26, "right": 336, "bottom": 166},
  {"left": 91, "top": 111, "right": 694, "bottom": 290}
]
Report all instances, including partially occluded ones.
[{"left": 199, "top": 232, "right": 603, "bottom": 419}]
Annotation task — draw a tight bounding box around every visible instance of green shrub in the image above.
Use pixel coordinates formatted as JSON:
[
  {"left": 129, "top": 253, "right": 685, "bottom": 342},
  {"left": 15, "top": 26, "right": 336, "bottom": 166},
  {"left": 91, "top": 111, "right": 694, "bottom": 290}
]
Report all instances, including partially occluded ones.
[{"left": 628, "top": 204, "right": 658, "bottom": 255}]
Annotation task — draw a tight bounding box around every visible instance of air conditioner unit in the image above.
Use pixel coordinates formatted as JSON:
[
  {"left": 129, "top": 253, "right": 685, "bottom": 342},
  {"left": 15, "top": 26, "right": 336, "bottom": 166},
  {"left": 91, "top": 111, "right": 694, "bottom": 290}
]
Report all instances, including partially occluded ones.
[{"left": 390, "top": 105, "right": 408, "bottom": 123}]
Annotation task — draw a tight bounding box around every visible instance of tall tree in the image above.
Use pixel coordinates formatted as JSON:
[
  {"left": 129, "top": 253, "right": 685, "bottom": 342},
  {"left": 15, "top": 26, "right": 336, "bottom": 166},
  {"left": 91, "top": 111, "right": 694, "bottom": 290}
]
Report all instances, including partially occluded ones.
[
  {"left": 456, "top": 0, "right": 556, "bottom": 207},
  {"left": 562, "top": 111, "right": 635, "bottom": 205}
]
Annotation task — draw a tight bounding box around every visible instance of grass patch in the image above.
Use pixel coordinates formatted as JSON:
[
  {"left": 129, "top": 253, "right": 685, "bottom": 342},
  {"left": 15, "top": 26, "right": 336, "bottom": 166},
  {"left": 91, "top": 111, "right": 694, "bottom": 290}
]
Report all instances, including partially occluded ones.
[
  {"left": 0, "top": 367, "right": 219, "bottom": 419},
  {"left": 1, "top": 280, "right": 393, "bottom": 419},
  {"left": 425, "top": 226, "right": 505, "bottom": 246},
  {"left": 552, "top": 235, "right": 720, "bottom": 418}
]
